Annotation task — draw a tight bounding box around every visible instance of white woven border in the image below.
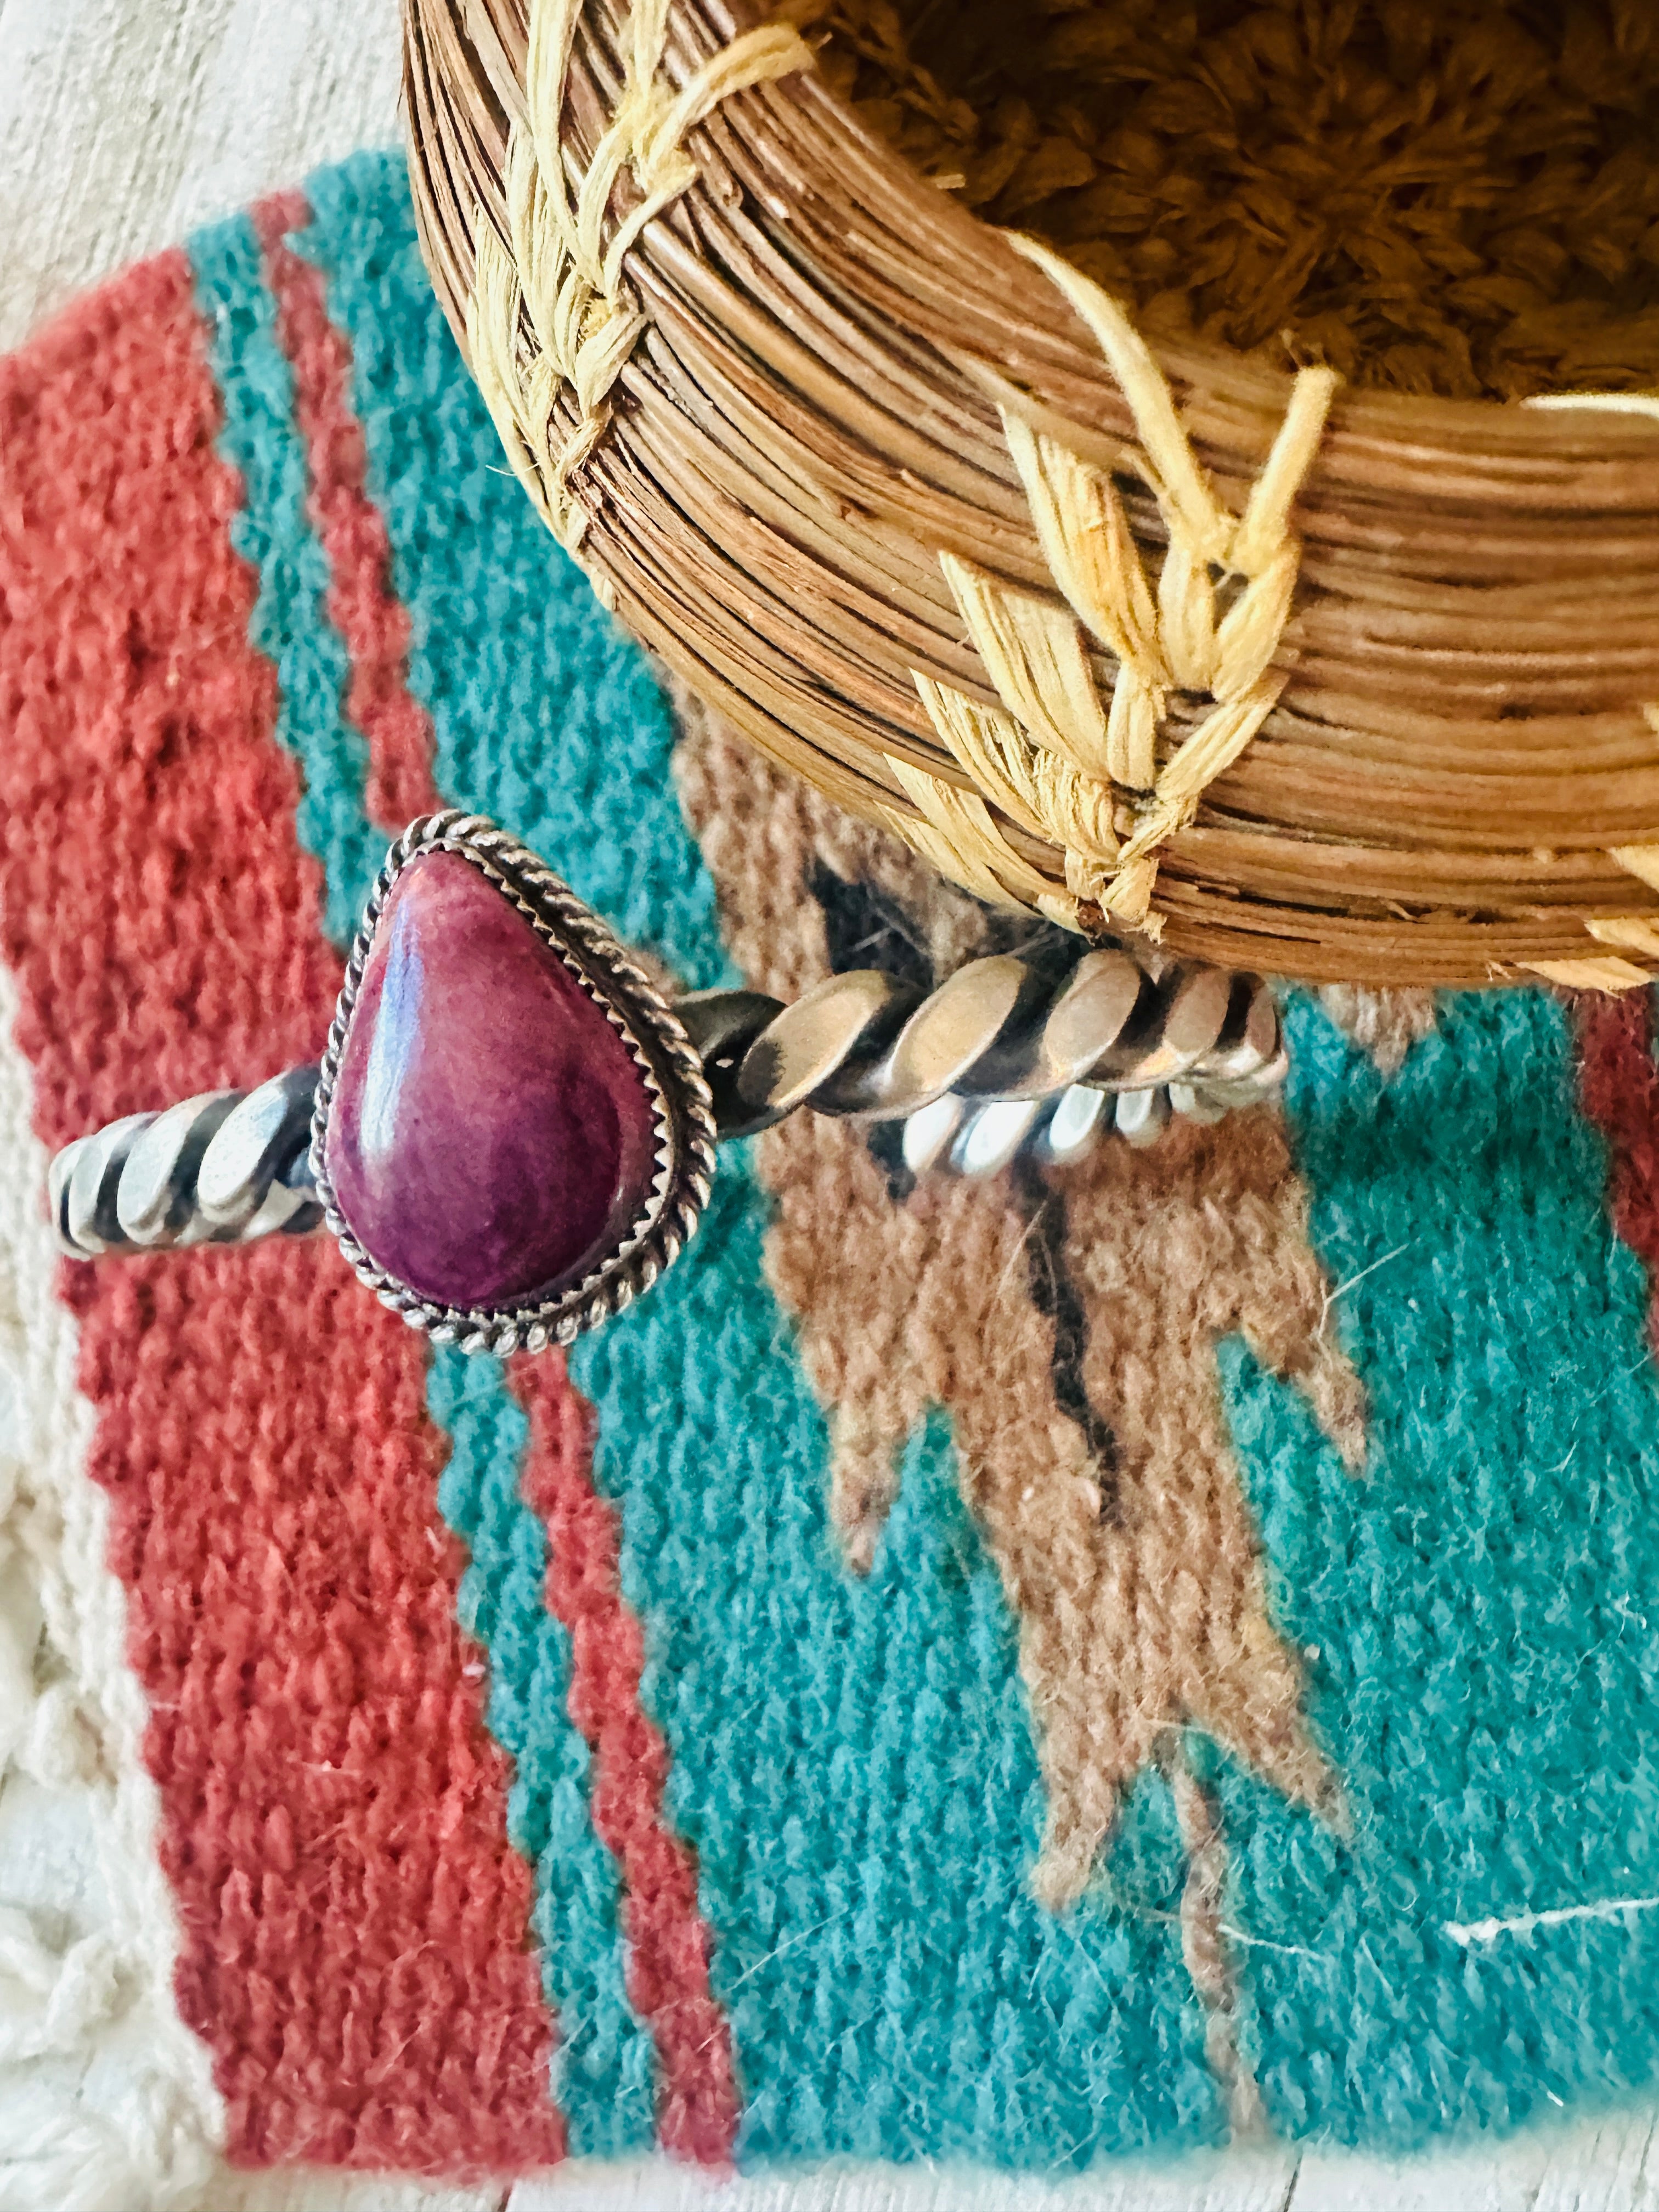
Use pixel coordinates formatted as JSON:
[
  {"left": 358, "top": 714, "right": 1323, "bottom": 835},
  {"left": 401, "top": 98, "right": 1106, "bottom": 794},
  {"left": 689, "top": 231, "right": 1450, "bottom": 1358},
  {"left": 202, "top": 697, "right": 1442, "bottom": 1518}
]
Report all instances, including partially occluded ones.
[{"left": 0, "top": 962, "right": 228, "bottom": 2210}]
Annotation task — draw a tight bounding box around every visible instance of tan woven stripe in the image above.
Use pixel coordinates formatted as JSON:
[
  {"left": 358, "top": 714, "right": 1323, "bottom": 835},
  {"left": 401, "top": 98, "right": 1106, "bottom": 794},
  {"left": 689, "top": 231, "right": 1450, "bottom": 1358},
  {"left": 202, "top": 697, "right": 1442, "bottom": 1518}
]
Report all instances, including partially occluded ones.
[
  {"left": 675, "top": 710, "right": 1367, "bottom": 1932},
  {"left": 906, "top": 235, "right": 1338, "bottom": 937},
  {"left": 1161, "top": 1735, "right": 1267, "bottom": 2142},
  {"left": 469, "top": 0, "right": 811, "bottom": 555}
]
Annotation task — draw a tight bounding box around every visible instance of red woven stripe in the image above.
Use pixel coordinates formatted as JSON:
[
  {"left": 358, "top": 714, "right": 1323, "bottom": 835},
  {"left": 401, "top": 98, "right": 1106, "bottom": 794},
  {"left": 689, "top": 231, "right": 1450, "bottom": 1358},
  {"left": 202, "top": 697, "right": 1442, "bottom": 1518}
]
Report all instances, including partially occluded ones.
[
  {"left": 0, "top": 251, "right": 562, "bottom": 2175},
  {"left": 1578, "top": 990, "right": 1659, "bottom": 1352},
  {"left": 511, "top": 1355, "right": 741, "bottom": 2165},
  {"left": 253, "top": 190, "right": 439, "bottom": 830}
]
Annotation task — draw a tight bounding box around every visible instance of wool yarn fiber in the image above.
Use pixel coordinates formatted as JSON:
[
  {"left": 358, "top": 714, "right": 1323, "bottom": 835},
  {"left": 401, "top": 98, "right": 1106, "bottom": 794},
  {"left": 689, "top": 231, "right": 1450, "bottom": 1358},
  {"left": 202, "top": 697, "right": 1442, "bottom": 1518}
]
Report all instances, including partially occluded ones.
[{"left": 1, "top": 149, "right": 1657, "bottom": 2193}]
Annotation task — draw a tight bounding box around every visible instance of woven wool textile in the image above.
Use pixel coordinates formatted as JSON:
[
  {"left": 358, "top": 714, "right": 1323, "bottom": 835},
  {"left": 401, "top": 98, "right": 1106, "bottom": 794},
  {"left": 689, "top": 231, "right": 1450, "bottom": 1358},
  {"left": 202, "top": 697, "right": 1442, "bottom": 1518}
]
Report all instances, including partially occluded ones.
[{"left": 3, "top": 149, "right": 1659, "bottom": 2189}]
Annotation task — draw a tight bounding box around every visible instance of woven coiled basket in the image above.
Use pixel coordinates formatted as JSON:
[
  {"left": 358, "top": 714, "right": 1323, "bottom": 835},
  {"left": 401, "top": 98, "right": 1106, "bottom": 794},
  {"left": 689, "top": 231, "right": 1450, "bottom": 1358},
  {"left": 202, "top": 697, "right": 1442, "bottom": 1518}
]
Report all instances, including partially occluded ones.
[{"left": 403, "top": 0, "right": 1659, "bottom": 988}]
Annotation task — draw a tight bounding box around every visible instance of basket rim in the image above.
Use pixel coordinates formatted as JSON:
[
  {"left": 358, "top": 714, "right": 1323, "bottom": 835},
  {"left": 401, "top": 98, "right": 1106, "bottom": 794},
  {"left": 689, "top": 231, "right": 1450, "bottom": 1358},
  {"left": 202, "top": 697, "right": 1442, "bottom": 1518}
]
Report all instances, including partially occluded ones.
[
  {"left": 731, "top": 0, "right": 1659, "bottom": 481},
  {"left": 400, "top": 0, "right": 1659, "bottom": 990},
  {"left": 418, "top": 0, "right": 1659, "bottom": 479}
]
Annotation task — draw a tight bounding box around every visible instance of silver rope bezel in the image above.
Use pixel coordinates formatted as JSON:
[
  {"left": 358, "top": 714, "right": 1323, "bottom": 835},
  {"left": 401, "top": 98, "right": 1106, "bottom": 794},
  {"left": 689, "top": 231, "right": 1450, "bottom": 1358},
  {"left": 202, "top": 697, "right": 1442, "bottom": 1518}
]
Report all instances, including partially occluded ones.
[{"left": 309, "top": 811, "right": 717, "bottom": 1356}]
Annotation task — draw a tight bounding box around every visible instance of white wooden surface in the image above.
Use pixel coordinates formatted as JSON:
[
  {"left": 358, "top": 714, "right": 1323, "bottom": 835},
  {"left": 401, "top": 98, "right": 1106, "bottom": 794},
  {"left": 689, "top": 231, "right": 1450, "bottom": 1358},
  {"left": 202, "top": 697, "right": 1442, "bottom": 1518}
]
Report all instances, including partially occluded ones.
[
  {"left": 0, "top": 0, "right": 403, "bottom": 349},
  {"left": 0, "top": 0, "right": 1654, "bottom": 2204}
]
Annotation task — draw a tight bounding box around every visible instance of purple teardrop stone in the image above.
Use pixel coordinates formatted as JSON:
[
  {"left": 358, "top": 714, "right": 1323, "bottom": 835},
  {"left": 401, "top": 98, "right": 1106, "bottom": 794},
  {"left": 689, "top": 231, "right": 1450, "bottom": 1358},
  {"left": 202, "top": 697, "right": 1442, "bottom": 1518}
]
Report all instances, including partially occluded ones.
[{"left": 324, "top": 850, "right": 660, "bottom": 1311}]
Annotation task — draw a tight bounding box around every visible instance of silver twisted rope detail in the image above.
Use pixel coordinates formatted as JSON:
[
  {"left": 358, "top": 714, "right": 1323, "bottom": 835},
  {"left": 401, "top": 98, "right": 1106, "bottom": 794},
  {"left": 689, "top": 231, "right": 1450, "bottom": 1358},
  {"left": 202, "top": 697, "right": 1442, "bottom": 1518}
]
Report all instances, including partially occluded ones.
[
  {"left": 50, "top": 1065, "right": 322, "bottom": 1260},
  {"left": 49, "top": 951, "right": 1283, "bottom": 1262},
  {"left": 677, "top": 947, "right": 1284, "bottom": 1170}
]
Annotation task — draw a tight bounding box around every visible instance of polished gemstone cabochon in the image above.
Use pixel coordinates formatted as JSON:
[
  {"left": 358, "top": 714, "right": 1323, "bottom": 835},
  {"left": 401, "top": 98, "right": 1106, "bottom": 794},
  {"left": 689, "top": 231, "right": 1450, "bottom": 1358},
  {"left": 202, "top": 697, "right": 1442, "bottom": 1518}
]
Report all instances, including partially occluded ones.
[{"left": 324, "top": 850, "right": 661, "bottom": 1311}]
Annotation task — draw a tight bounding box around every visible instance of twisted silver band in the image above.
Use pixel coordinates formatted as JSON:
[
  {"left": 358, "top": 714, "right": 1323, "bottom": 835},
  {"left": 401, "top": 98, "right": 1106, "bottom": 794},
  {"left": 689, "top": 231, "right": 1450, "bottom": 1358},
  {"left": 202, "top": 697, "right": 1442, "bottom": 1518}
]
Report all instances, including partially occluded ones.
[
  {"left": 50, "top": 1065, "right": 324, "bottom": 1261},
  {"left": 678, "top": 945, "right": 1284, "bottom": 1173},
  {"left": 49, "top": 949, "right": 1283, "bottom": 1263}
]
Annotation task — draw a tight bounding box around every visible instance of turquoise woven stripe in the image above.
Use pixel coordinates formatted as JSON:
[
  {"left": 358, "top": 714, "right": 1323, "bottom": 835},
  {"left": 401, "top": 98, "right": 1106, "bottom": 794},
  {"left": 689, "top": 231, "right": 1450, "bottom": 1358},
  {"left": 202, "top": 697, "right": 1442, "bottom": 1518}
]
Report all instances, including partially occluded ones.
[
  {"left": 191, "top": 189, "right": 658, "bottom": 2155},
  {"left": 569, "top": 1200, "right": 1224, "bottom": 2163},
  {"left": 188, "top": 210, "right": 383, "bottom": 946},
  {"left": 1216, "top": 989, "right": 1659, "bottom": 2147},
  {"left": 300, "top": 149, "right": 1224, "bottom": 2165},
  {"left": 428, "top": 1352, "right": 656, "bottom": 2153}
]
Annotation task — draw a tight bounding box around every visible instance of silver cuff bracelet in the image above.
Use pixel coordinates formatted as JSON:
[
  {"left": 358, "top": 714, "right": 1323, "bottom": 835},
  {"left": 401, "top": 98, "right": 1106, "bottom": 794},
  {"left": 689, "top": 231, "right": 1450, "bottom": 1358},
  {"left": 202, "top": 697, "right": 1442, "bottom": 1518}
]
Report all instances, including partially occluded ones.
[{"left": 48, "top": 813, "right": 1286, "bottom": 1353}]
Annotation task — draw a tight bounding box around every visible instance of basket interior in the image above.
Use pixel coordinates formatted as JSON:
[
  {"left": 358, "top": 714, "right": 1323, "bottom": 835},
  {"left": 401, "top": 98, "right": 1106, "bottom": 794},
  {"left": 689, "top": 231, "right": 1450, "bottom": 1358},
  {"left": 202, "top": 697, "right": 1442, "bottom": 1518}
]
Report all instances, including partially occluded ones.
[{"left": 804, "top": 0, "right": 1659, "bottom": 402}]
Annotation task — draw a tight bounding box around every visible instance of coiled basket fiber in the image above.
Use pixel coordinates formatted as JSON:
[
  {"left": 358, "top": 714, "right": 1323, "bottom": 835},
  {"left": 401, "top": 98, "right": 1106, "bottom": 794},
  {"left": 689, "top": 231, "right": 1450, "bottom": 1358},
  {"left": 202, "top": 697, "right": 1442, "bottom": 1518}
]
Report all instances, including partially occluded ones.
[{"left": 403, "top": 0, "right": 1659, "bottom": 988}]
